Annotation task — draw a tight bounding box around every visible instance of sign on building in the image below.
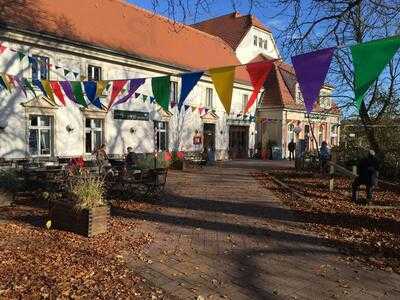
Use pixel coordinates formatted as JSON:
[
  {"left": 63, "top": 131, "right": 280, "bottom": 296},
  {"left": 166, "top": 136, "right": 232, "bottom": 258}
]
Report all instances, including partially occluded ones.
[{"left": 114, "top": 110, "right": 149, "bottom": 121}]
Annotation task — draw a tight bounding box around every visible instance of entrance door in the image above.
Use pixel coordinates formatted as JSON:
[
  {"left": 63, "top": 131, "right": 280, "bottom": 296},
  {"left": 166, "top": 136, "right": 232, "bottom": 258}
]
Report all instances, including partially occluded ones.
[
  {"left": 203, "top": 123, "right": 216, "bottom": 151},
  {"left": 229, "top": 126, "right": 249, "bottom": 159}
]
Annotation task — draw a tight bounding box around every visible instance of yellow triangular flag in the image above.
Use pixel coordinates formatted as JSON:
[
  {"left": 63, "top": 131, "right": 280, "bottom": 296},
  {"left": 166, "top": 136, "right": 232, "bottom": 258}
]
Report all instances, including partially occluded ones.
[
  {"left": 0, "top": 73, "right": 12, "bottom": 92},
  {"left": 41, "top": 80, "right": 56, "bottom": 104},
  {"left": 191, "top": 106, "right": 196, "bottom": 112},
  {"left": 209, "top": 66, "right": 235, "bottom": 114},
  {"left": 96, "top": 80, "right": 109, "bottom": 98}
]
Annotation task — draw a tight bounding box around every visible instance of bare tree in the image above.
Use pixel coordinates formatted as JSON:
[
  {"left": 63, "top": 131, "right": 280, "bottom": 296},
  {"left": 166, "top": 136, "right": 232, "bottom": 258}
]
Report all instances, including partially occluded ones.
[{"left": 272, "top": 0, "right": 400, "bottom": 159}]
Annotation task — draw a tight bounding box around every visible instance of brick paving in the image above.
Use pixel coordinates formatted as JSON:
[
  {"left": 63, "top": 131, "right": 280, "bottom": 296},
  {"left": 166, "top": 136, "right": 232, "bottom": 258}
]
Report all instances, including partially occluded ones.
[{"left": 114, "top": 161, "right": 400, "bottom": 300}]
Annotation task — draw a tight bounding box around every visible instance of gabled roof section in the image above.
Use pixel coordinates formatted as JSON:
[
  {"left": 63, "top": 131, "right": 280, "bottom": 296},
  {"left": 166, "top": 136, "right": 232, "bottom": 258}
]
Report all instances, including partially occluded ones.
[
  {"left": 192, "top": 12, "right": 271, "bottom": 50},
  {"left": 257, "top": 57, "right": 340, "bottom": 114},
  {"left": 0, "top": 0, "right": 250, "bottom": 82}
]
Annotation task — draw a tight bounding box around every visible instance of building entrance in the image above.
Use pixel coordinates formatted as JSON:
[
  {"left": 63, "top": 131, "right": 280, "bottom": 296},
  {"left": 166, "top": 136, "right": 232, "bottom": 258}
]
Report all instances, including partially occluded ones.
[
  {"left": 229, "top": 126, "right": 249, "bottom": 159},
  {"left": 203, "top": 123, "right": 216, "bottom": 151}
]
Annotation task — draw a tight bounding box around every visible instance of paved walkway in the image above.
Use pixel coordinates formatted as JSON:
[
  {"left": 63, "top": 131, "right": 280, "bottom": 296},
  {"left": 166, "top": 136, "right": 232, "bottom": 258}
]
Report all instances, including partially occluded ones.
[{"left": 115, "top": 161, "right": 400, "bottom": 299}]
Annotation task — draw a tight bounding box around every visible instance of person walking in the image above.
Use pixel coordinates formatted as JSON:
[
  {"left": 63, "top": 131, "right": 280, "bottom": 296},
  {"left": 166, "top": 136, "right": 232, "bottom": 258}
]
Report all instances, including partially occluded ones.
[
  {"left": 288, "top": 140, "right": 296, "bottom": 161},
  {"left": 352, "top": 150, "right": 379, "bottom": 204}
]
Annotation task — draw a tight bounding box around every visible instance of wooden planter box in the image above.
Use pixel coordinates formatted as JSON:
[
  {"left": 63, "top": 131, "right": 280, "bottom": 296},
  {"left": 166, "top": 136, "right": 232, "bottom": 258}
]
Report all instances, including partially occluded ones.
[
  {"left": 48, "top": 200, "right": 109, "bottom": 237},
  {"left": 170, "top": 160, "right": 184, "bottom": 170}
]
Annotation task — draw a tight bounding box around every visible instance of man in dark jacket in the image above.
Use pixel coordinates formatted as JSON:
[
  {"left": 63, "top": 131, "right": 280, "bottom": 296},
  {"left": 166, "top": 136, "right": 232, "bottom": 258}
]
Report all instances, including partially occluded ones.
[
  {"left": 288, "top": 140, "right": 296, "bottom": 161},
  {"left": 352, "top": 150, "right": 379, "bottom": 203}
]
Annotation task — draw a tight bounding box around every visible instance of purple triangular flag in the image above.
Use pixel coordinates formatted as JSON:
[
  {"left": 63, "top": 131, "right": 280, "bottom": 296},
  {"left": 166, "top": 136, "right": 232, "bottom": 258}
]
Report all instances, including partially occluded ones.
[
  {"left": 59, "top": 81, "right": 77, "bottom": 103},
  {"left": 113, "top": 78, "right": 145, "bottom": 107},
  {"left": 291, "top": 47, "right": 336, "bottom": 113}
]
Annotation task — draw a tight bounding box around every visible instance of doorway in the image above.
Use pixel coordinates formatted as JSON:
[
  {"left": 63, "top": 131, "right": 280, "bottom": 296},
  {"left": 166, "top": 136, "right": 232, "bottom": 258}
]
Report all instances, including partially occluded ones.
[
  {"left": 229, "top": 126, "right": 249, "bottom": 159},
  {"left": 203, "top": 123, "right": 216, "bottom": 151}
]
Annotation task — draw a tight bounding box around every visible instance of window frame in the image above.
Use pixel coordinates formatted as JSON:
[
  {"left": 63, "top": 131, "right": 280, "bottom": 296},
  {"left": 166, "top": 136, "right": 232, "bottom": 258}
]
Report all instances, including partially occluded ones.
[
  {"left": 154, "top": 121, "right": 169, "bottom": 152},
  {"left": 31, "top": 55, "right": 50, "bottom": 80},
  {"left": 253, "top": 35, "right": 258, "bottom": 46},
  {"left": 263, "top": 40, "right": 268, "bottom": 50},
  {"left": 87, "top": 65, "right": 102, "bottom": 81},
  {"left": 170, "top": 81, "right": 178, "bottom": 104},
  {"left": 242, "top": 94, "right": 249, "bottom": 112},
  {"left": 206, "top": 87, "right": 213, "bottom": 109},
  {"left": 84, "top": 118, "right": 104, "bottom": 154},
  {"left": 28, "top": 114, "right": 53, "bottom": 157},
  {"left": 258, "top": 37, "right": 263, "bottom": 48}
]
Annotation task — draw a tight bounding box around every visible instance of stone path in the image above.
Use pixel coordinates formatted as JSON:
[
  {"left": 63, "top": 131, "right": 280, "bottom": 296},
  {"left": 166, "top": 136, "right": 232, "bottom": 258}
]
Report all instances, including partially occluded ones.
[{"left": 115, "top": 161, "right": 400, "bottom": 300}]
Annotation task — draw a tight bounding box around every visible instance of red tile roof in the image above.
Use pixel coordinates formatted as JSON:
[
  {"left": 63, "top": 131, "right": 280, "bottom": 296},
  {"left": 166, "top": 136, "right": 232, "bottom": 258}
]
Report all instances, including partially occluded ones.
[
  {"left": 0, "top": 0, "right": 251, "bottom": 82},
  {"left": 192, "top": 12, "right": 271, "bottom": 50},
  {"left": 255, "top": 56, "right": 340, "bottom": 114}
]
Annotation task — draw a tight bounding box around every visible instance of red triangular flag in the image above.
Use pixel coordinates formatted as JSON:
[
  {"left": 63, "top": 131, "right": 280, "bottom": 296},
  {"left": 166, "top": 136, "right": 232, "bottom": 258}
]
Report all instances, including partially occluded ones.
[
  {"left": 0, "top": 43, "right": 6, "bottom": 54},
  {"left": 50, "top": 81, "right": 66, "bottom": 106},
  {"left": 244, "top": 61, "right": 273, "bottom": 113},
  {"left": 108, "top": 80, "right": 127, "bottom": 110}
]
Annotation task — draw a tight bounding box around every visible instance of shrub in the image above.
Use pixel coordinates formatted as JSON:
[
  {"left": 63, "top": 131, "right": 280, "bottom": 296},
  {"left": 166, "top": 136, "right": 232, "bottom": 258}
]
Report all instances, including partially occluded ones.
[{"left": 68, "top": 175, "right": 106, "bottom": 210}]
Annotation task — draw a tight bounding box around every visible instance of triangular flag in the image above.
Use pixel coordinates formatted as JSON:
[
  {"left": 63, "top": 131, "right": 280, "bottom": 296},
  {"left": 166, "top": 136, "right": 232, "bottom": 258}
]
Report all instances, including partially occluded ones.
[
  {"left": 351, "top": 36, "right": 400, "bottom": 110},
  {"left": 113, "top": 78, "right": 145, "bottom": 107},
  {"left": 83, "top": 81, "right": 102, "bottom": 109},
  {"left": 28, "top": 56, "right": 36, "bottom": 64},
  {"left": 191, "top": 106, "right": 196, "bottom": 112},
  {"left": 152, "top": 76, "right": 170, "bottom": 111},
  {"left": 50, "top": 81, "right": 66, "bottom": 106},
  {"left": 55, "top": 65, "right": 61, "bottom": 70},
  {"left": 184, "top": 105, "right": 190, "bottom": 111},
  {"left": 64, "top": 69, "right": 70, "bottom": 77},
  {"left": 18, "top": 52, "right": 25, "bottom": 61},
  {"left": 6, "top": 74, "right": 16, "bottom": 89},
  {"left": 41, "top": 80, "right": 56, "bottom": 104},
  {"left": 134, "top": 92, "right": 140, "bottom": 98},
  {"left": 0, "top": 43, "right": 6, "bottom": 54},
  {"left": 0, "top": 74, "right": 10, "bottom": 93},
  {"left": 108, "top": 80, "right": 128, "bottom": 109},
  {"left": 244, "top": 61, "right": 273, "bottom": 113},
  {"left": 59, "top": 81, "right": 77, "bottom": 104},
  {"left": 23, "top": 78, "right": 36, "bottom": 97},
  {"left": 32, "top": 79, "right": 47, "bottom": 96},
  {"left": 178, "top": 72, "right": 203, "bottom": 112},
  {"left": 73, "top": 72, "right": 79, "bottom": 79},
  {"left": 96, "top": 80, "right": 109, "bottom": 98},
  {"left": 70, "top": 81, "right": 87, "bottom": 107},
  {"left": 292, "top": 47, "right": 336, "bottom": 113},
  {"left": 210, "top": 66, "right": 235, "bottom": 114},
  {"left": 150, "top": 96, "right": 155, "bottom": 103},
  {"left": 142, "top": 95, "right": 148, "bottom": 102},
  {"left": 14, "top": 76, "right": 27, "bottom": 97}
]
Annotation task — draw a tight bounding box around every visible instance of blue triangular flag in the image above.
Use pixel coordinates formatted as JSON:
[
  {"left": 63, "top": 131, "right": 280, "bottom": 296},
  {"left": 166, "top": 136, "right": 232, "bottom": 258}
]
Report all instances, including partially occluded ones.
[
  {"left": 178, "top": 72, "right": 203, "bottom": 111},
  {"left": 83, "top": 81, "right": 102, "bottom": 109},
  {"left": 150, "top": 96, "right": 155, "bottom": 104},
  {"left": 32, "top": 79, "right": 47, "bottom": 97}
]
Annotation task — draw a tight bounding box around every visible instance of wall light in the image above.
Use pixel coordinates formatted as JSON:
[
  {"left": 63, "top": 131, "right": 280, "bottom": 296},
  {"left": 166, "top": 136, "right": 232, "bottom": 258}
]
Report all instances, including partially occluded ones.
[
  {"left": 66, "top": 125, "right": 74, "bottom": 132},
  {"left": 130, "top": 127, "right": 136, "bottom": 134}
]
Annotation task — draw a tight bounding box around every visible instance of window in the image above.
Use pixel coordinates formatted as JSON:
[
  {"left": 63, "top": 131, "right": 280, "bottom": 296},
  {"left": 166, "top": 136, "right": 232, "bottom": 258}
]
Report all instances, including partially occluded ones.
[
  {"left": 206, "top": 87, "right": 213, "bottom": 108},
  {"left": 258, "top": 38, "right": 263, "bottom": 48},
  {"left": 87, "top": 65, "right": 102, "bottom": 81},
  {"left": 154, "top": 121, "right": 168, "bottom": 151},
  {"left": 295, "top": 83, "right": 303, "bottom": 104},
  {"left": 331, "top": 125, "right": 338, "bottom": 146},
  {"left": 85, "top": 118, "right": 103, "bottom": 154},
  {"left": 31, "top": 55, "right": 49, "bottom": 80},
  {"left": 253, "top": 35, "right": 258, "bottom": 46},
  {"left": 170, "top": 81, "right": 178, "bottom": 104},
  {"left": 28, "top": 115, "right": 53, "bottom": 156},
  {"left": 264, "top": 40, "right": 268, "bottom": 50},
  {"left": 319, "top": 90, "right": 331, "bottom": 109},
  {"left": 288, "top": 123, "right": 295, "bottom": 143},
  {"left": 242, "top": 94, "right": 248, "bottom": 112},
  {"left": 318, "top": 125, "right": 324, "bottom": 146}
]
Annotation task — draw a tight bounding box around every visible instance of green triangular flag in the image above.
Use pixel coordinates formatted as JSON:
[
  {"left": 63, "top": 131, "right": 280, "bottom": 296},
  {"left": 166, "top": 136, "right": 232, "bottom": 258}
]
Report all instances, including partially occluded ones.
[
  {"left": 64, "top": 69, "right": 70, "bottom": 77},
  {"left": 142, "top": 95, "right": 148, "bottom": 102},
  {"left": 18, "top": 52, "right": 25, "bottom": 61},
  {"left": 152, "top": 76, "right": 170, "bottom": 111},
  {"left": 23, "top": 79, "right": 37, "bottom": 97},
  {"left": 70, "top": 81, "right": 87, "bottom": 107},
  {"left": 351, "top": 36, "right": 400, "bottom": 110}
]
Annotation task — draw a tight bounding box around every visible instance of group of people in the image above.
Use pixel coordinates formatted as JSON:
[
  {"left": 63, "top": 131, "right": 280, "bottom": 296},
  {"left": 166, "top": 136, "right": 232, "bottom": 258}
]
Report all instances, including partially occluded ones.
[
  {"left": 91, "top": 144, "right": 139, "bottom": 172},
  {"left": 288, "top": 140, "right": 379, "bottom": 203}
]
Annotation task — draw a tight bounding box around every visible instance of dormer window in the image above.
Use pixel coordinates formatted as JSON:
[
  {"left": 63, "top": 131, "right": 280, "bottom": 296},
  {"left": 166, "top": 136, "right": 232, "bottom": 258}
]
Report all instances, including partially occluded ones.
[
  {"left": 258, "top": 38, "right": 263, "bottom": 47},
  {"left": 319, "top": 90, "right": 332, "bottom": 109},
  {"left": 264, "top": 40, "right": 268, "bottom": 50}
]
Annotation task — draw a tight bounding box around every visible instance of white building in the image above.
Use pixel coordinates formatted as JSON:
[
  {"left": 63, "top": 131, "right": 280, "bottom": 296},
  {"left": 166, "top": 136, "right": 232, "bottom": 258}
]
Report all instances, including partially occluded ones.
[{"left": 0, "top": 1, "right": 340, "bottom": 162}]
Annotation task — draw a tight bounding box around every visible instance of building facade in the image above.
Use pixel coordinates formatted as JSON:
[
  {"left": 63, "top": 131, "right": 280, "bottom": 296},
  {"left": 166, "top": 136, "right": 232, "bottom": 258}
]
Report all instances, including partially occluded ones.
[{"left": 0, "top": 1, "right": 340, "bottom": 161}]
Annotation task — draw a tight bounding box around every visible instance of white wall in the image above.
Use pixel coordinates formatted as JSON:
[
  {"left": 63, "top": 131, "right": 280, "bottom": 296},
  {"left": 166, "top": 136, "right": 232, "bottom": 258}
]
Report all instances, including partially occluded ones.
[
  {"left": 235, "top": 27, "right": 280, "bottom": 64},
  {"left": 0, "top": 36, "right": 256, "bottom": 160}
]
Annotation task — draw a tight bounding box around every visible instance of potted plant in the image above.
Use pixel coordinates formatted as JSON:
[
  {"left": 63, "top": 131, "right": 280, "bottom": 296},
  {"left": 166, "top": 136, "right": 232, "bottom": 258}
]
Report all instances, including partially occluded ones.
[
  {"left": 169, "top": 151, "right": 185, "bottom": 170},
  {"left": 48, "top": 175, "right": 109, "bottom": 237}
]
